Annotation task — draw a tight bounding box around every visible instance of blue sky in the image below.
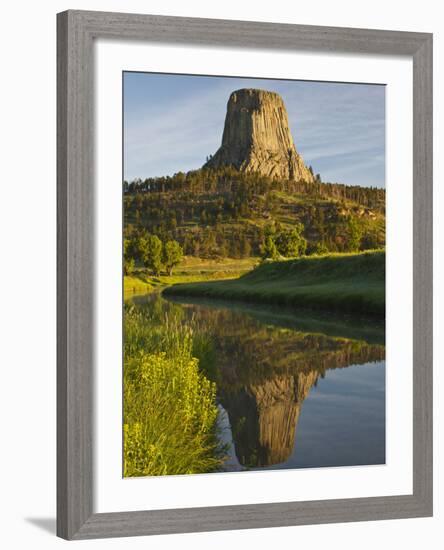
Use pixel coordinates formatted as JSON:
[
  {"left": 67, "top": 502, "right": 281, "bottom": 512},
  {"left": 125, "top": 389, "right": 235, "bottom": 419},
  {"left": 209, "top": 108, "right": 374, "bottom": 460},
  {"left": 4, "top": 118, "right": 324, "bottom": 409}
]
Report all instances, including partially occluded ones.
[{"left": 124, "top": 72, "right": 385, "bottom": 188}]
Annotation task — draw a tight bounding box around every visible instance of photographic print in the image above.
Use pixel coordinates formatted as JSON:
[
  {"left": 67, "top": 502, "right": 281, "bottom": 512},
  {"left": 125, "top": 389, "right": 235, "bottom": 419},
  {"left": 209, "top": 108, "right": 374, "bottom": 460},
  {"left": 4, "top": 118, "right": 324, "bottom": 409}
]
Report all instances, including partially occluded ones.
[{"left": 123, "top": 73, "right": 386, "bottom": 478}]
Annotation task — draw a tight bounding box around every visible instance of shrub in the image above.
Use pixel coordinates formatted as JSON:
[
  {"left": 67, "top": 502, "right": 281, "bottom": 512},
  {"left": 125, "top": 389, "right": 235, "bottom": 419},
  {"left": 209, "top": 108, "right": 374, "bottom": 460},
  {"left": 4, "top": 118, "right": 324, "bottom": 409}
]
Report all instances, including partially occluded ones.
[{"left": 123, "top": 305, "right": 225, "bottom": 476}]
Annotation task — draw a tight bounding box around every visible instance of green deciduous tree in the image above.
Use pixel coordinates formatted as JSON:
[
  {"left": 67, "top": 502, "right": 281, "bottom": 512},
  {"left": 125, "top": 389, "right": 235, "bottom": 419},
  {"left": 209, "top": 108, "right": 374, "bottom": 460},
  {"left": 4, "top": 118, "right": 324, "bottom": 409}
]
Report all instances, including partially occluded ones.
[
  {"left": 143, "top": 234, "right": 163, "bottom": 276},
  {"left": 123, "top": 239, "right": 134, "bottom": 275},
  {"left": 261, "top": 236, "right": 279, "bottom": 260},
  {"left": 275, "top": 224, "right": 307, "bottom": 257},
  {"left": 347, "top": 217, "right": 363, "bottom": 252},
  {"left": 164, "top": 240, "right": 184, "bottom": 275},
  {"left": 314, "top": 241, "right": 329, "bottom": 255}
]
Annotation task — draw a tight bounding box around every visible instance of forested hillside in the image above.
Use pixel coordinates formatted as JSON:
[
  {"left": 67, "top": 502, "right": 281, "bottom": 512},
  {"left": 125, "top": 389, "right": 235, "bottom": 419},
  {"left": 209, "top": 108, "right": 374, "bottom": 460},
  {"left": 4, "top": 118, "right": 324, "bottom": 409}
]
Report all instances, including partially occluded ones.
[{"left": 123, "top": 166, "right": 385, "bottom": 272}]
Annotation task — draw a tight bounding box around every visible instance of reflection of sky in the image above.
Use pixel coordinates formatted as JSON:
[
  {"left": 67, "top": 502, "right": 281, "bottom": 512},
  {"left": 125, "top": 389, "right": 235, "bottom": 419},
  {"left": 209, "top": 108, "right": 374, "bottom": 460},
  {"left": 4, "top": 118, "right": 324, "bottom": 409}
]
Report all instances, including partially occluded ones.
[
  {"left": 276, "top": 361, "right": 386, "bottom": 469},
  {"left": 124, "top": 72, "right": 385, "bottom": 188}
]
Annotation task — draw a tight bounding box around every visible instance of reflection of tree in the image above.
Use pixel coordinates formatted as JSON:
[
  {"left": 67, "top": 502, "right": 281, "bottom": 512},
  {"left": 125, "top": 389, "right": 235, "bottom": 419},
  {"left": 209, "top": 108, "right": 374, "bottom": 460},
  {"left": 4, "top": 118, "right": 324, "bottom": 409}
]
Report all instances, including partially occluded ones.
[{"left": 185, "top": 307, "right": 384, "bottom": 384}]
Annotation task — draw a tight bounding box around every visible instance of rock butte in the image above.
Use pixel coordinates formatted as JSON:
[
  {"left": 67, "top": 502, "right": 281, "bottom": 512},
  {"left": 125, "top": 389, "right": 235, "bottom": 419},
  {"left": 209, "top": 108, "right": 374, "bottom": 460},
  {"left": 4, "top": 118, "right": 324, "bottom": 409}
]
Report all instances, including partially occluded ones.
[{"left": 204, "top": 88, "right": 314, "bottom": 182}]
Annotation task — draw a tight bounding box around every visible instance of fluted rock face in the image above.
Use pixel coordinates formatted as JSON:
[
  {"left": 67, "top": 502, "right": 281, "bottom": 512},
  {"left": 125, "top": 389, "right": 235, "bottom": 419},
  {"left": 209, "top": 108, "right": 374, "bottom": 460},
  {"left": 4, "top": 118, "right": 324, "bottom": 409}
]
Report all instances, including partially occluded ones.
[
  {"left": 205, "top": 88, "right": 314, "bottom": 182},
  {"left": 221, "top": 371, "right": 320, "bottom": 467},
  {"left": 250, "top": 371, "right": 319, "bottom": 466}
]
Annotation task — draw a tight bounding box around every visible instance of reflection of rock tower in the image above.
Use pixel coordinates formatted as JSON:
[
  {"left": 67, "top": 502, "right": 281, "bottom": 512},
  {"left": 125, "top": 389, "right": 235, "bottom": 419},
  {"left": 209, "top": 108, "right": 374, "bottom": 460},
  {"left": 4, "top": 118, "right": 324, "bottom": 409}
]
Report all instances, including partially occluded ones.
[
  {"left": 221, "top": 371, "right": 319, "bottom": 467},
  {"left": 204, "top": 89, "right": 314, "bottom": 182},
  {"left": 179, "top": 301, "right": 386, "bottom": 469}
]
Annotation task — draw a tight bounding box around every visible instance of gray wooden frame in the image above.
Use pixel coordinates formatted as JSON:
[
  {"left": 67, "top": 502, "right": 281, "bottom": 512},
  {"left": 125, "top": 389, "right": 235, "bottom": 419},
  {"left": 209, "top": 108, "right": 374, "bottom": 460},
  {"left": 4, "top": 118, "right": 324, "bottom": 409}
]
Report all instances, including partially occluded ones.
[{"left": 57, "top": 9, "right": 433, "bottom": 540}]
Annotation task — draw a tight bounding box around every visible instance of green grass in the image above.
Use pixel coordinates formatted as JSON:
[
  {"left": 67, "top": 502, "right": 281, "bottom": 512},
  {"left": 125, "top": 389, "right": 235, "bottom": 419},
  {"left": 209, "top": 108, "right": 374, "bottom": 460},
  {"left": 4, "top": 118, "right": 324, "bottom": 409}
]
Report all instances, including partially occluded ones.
[
  {"left": 164, "top": 250, "right": 385, "bottom": 317},
  {"left": 124, "top": 304, "right": 225, "bottom": 477},
  {"left": 124, "top": 274, "right": 153, "bottom": 297},
  {"left": 124, "top": 257, "right": 258, "bottom": 299}
]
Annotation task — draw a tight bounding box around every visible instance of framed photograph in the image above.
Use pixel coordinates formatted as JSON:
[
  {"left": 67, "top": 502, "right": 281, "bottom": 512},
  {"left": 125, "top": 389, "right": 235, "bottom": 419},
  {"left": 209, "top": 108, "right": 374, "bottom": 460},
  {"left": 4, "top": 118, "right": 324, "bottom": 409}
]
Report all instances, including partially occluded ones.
[{"left": 57, "top": 10, "right": 433, "bottom": 540}]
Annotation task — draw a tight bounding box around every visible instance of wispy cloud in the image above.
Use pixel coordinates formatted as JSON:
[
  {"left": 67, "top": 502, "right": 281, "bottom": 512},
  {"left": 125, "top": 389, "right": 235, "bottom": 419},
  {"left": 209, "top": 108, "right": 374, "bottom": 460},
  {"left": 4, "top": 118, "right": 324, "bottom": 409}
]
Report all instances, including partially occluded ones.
[{"left": 124, "top": 74, "right": 385, "bottom": 187}]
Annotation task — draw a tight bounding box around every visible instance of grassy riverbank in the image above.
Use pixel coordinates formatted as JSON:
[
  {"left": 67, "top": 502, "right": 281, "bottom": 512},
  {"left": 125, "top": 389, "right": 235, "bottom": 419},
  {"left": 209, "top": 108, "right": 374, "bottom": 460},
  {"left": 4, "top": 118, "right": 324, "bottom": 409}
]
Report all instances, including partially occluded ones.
[
  {"left": 123, "top": 304, "right": 225, "bottom": 476},
  {"left": 164, "top": 250, "right": 385, "bottom": 317},
  {"left": 124, "top": 256, "right": 258, "bottom": 299}
]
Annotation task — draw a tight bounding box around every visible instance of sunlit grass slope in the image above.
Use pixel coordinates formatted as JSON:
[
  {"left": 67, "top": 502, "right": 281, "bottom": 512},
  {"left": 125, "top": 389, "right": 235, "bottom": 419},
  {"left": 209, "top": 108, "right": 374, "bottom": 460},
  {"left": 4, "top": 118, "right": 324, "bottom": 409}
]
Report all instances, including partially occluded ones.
[
  {"left": 124, "top": 257, "right": 258, "bottom": 299},
  {"left": 164, "top": 250, "right": 385, "bottom": 317}
]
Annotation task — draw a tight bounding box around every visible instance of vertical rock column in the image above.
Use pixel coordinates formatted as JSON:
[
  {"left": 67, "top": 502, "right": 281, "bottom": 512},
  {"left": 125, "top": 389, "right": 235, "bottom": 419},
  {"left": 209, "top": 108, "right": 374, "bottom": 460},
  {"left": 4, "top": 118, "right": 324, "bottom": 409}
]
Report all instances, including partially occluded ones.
[{"left": 204, "top": 88, "right": 314, "bottom": 182}]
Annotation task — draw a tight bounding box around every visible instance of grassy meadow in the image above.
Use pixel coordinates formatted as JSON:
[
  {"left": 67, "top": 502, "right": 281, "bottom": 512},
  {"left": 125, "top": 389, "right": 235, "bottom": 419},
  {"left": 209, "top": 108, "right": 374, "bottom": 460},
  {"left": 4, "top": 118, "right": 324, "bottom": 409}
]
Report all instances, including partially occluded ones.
[
  {"left": 124, "top": 256, "right": 258, "bottom": 299},
  {"left": 165, "top": 250, "right": 385, "bottom": 317}
]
